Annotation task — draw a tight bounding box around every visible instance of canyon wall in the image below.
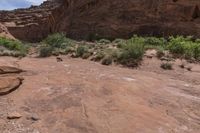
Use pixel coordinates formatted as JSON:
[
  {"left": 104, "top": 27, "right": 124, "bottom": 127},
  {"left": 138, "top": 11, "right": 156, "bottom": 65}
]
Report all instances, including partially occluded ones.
[{"left": 0, "top": 0, "right": 200, "bottom": 42}]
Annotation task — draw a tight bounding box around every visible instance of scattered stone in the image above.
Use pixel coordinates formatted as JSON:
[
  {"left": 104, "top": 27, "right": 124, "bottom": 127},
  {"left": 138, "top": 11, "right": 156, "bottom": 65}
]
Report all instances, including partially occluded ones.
[
  {"left": 186, "top": 66, "right": 192, "bottom": 71},
  {"left": 56, "top": 57, "right": 63, "bottom": 62},
  {"left": 27, "top": 114, "right": 40, "bottom": 121},
  {"left": 160, "top": 57, "right": 172, "bottom": 61},
  {"left": 145, "top": 49, "right": 157, "bottom": 58},
  {"left": 7, "top": 112, "right": 22, "bottom": 119}
]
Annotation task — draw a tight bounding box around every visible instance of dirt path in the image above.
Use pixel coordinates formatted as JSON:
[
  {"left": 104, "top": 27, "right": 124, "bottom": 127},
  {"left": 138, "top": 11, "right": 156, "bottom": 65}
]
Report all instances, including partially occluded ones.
[{"left": 0, "top": 56, "right": 199, "bottom": 133}]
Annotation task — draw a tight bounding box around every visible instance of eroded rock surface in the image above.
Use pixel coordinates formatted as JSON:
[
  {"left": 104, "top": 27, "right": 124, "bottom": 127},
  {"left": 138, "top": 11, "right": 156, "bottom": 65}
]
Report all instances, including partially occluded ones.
[
  {"left": 0, "top": 23, "right": 15, "bottom": 39},
  {"left": 0, "top": 56, "right": 199, "bottom": 133},
  {"left": 0, "top": 0, "right": 200, "bottom": 42},
  {"left": 0, "top": 66, "right": 23, "bottom": 95}
]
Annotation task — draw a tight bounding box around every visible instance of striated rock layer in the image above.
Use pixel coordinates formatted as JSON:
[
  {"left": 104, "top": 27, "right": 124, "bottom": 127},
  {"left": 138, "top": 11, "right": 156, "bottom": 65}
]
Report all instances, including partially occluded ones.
[
  {"left": 0, "top": 0, "right": 200, "bottom": 42},
  {"left": 0, "top": 23, "right": 15, "bottom": 40}
]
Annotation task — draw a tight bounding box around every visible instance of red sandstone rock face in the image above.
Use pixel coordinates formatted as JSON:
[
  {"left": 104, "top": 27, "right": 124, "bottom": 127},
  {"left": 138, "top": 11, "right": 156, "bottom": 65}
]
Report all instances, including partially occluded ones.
[
  {"left": 0, "top": 23, "right": 15, "bottom": 40},
  {"left": 0, "top": 0, "right": 200, "bottom": 42}
]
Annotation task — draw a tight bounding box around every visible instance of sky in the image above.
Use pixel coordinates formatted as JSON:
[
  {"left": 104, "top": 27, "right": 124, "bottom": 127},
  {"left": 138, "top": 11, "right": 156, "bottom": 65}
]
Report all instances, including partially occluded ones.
[{"left": 0, "top": 0, "right": 45, "bottom": 10}]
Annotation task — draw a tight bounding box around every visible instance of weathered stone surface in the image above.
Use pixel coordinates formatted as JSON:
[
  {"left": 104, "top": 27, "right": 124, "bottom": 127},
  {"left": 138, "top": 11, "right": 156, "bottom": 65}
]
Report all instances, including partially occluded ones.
[
  {"left": 0, "top": 66, "right": 23, "bottom": 95},
  {"left": 0, "top": 66, "right": 23, "bottom": 74},
  {"left": 0, "top": 77, "right": 23, "bottom": 95},
  {"left": 7, "top": 112, "right": 22, "bottom": 119},
  {"left": 0, "top": 23, "right": 15, "bottom": 40},
  {"left": 0, "top": 0, "right": 200, "bottom": 42}
]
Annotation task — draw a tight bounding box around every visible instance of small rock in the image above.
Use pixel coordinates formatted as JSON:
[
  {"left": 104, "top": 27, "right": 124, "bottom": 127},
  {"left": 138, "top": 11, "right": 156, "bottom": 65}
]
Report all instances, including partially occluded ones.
[
  {"left": 160, "top": 57, "right": 171, "bottom": 61},
  {"left": 56, "top": 57, "right": 63, "bottom": 62},
  {"left": 27, "top": 114, "right": 40, "bottom": 121},
  {"left": 145, "top": 55, "right": 153, "bottom": 58},
  {"left": 7, "top": 112, "right": 22, "bottom": 119},
  {"left": 186, "top": 66, "right": 192, "bottom": 71}
]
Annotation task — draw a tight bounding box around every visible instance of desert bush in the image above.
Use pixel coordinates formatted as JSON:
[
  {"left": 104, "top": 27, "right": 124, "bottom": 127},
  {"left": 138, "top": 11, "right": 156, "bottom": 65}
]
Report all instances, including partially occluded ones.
[
  {"left": 44, "top": 33, "right": 65, "bottom": 47},
  {"left": 156, "top": 49, "right": 165, "bottom": 58},
  {"left": 101, "top": 56, "right": 112, "bottom": 65},
  {"left": 160, "top": 62, "right": 173, "bottom": 70},
  {"left": 76, "top": 45, "right": 89, "bottom": 57},
  {"left": 196, "top": 39, "right": 200, "bottom": 43},
  {"left": 112, "top": 39, "right": 126, "bottom": 48},
  {"left": 98, "top": 39, "right": 111, "bottom": 44},
  {"left": 144, "top": 37, "right": 166, "bottom": 46},
  {"left": 43, "top": 33, "right": 74, "bottom": 48},
  {"left": 82, "top": 52, "right": 92, "bottom": 59},
  {"left": 112, "top": 38, "right": 125, "bottom": 44},
  {"left": 117, "top": 37, "right": 145, "bottom": 67},
  {"left": 39, "top": 46, "right": 53, "bottom": 57},
  {"left": 191, "top": 43, "right": 200, "bottom": 60},
  {"left": 92, "top": 51, "right": 105, "bottom": 61},
  {"left": 41, "top": 33, "right": 76, "bottom": 56},
  {"left": 0, "top": 37, "right": 27, "bottom": 56},
  {"left": 64, "top": 46, "right": 76, "bottom": 54},
  {"left": 167, "top": 36, "right": 187, "bottom": 55},
  {"left": 167, "top": 36, "right": 200, "bottom": 60}
]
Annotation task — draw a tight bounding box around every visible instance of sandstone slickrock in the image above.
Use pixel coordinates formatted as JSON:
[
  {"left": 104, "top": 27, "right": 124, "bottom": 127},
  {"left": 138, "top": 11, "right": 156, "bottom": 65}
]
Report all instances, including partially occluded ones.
[
  {"left": 0, "top": 0, "right": 200, "bottom": 42},
  {"left": 0, "top": 66, "right": 23, "bottom": 95},
  {"left": 0, "top": 56, "right": 200, "bottom": 132},
  {"left": 0, "top": 66, "right": 24, "bottom": 74},
  {"left": 7, "top": 112, "right": 22, "bottom": 119}
]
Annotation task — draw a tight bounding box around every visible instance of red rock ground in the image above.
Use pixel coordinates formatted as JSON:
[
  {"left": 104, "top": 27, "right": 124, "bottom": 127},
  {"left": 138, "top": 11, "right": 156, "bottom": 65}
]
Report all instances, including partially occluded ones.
[{"left": 0, "top": 56, "right": 199, "bottom": 133}]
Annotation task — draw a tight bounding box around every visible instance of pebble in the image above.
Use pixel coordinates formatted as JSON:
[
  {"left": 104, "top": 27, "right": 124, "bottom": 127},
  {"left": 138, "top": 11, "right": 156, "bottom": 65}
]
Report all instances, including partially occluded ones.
[{"left": 7, "top": 112, "right": 22, "bottom": 119}]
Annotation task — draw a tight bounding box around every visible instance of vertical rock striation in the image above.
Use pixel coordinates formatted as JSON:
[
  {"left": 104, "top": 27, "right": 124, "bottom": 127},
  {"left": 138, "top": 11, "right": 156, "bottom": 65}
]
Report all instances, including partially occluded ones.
[{"left": 0, "top": 0, "right": 200, "bottom": 42}]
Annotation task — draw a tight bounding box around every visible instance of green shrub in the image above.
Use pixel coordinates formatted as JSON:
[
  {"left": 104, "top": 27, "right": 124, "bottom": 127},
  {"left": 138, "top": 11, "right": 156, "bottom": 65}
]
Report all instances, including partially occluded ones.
[
  {"left": 167, "top": 36, "right": 186, "bottom": 55},
  {"left": 44, "top": 33, "right": 65, "bottom": 48},
  {"left": 130, "top": 35, "right": 146, "bottom": 44},
  {"left": 64, "top": 46, "right": 76, "bottom": 54},
  {"left": 112, "top": 39, "right": 126, "bottom": 48},
  {"left": 117, "top": 37, "right": 145, "bottom": 67},
  {"left": 76, "top": 46, "right": 89, "bottom": 57},
  {"left": 44, "top": 33, "right": 73, "bottom": 48},
  {"left": 144, "top": 37, "right": 166, "bottom": 46},
  {"left": 196, "top": 39, "right": 200, "bottom": 43},
  {"left": 160, "top": 62, "right": 173, "bottom": 70},
  {"left": 192, "top": 43, "right": 200, "bottom": 60},
  {"left": 92, "top": 51, "right": 105, "bottom": 61},
  {"left": 157, "top": 49, "right": 165, "bottom": 58},
  {"left": 82, "top": 52, "right": 92, "bottom": 59},
  {"left": 98, "top": 39, "right": 111, "bottom": 44},
  {"left": 101, "top": 56, "right": 112, "bottom": 65},
  {"left": 167, "top": 36, "right": 200, "bottom": 60},
  {"left": 0, "top": 37, "right": 27, "bottom": 56},
  {"left": 39, "top": 46, "right": 53, "bottom": 57}
]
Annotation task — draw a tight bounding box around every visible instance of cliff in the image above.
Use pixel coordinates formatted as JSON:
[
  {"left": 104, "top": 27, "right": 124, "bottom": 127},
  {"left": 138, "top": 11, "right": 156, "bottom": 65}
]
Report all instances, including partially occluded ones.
[{"left": 0, "top": 0, "right": 200, "bottom": 42}]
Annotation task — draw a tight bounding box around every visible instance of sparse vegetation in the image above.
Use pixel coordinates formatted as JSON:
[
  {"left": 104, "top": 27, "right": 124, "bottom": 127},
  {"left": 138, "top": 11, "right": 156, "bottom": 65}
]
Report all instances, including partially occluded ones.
[
  {"left": 76, "top": 45, "right": 89, "bottom": 58},
  {"left": 160, "top": 62, "right": 173, "bottom": 70},
  {"left": 92, "top": 51, "right": 105, "bottom": 61},
  {"left": 101, "top": 56, "right": 113, "bottom": 65},
  {"left": 156, "top": 48, "right": 165, "bottom": 58},
  {"left": 117, "top": 37, "right": 145, "bottom": 67},
  {"left": 38, "top": 33, "right": 200, "bottom": 68},
  {"left": 39, "top": 33, "right": 75, "bottom": 57},
  {"left": 98, "top": 39, "right": 111, "bottom": 44},
  {"left": 0, "top": 37, "right": 27, "bottom": 57},
  {"left": 167, "top": 36, "right": 200, "bottom": 60},
  {"left": 39, "top": 45, "right": 53, "bottom": 57}
]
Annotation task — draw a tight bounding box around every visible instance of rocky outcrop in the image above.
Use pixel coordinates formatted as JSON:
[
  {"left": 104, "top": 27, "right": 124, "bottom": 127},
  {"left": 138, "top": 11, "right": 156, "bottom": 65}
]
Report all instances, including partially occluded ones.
[
  {"left": 0, "top": 23, "right": 15, "bottom": 40},
  {"left": 0, "top": 0, "right": 200, "bottom": 42},
  {"left": 0, "top": 66, "right": 23, "bottom": 95}
]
